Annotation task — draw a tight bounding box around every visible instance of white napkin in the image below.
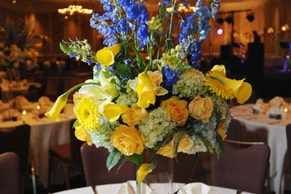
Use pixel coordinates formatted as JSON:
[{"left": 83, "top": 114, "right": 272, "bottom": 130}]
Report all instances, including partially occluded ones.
[
  {"left": 253, "top": 98, "right": 265, "bottom": 114},
  {"left": 177, "top": 183, "right": 219, "bottom": 194},
  {"left": 114, "top": 181, "right": 153, "bottom": 194},
  {"left": 269, "top": 96, "right": 287, "bottom": 108}
]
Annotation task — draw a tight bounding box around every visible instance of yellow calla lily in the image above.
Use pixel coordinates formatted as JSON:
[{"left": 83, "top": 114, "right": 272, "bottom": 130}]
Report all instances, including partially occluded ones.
[
  {"left": 136, "top": 163, "right": 153, "bottom": 182},
  {"left": 74, "top": 125, "right": 93, "bottom": 146},
  {"left": 136, "top": 72, "right": 156, "bottom": 108},
  {"left": 101, "top": 102, "right": 128, "bottom": 121},
  {"left": 234, "top": 82, "right": 252, "bottom": 104},
  {"left": 96, "top": 44, "right": 121, "bottom": 66},
  {"left": 108, "top": 44, "right": 121, "bottom": 56},
  {"left": 205, "top": 64, "right": 252, "bottom": 103},
  {"left": 45, "top": 93, "right": 68, "bottom": 121}
]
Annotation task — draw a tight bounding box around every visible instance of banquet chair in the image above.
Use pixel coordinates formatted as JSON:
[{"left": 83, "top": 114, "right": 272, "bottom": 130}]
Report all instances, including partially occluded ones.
[
  {"left": 0, "top": 152, "right": 21, "bottom": 194},
  {"left": 280, "top": 124, "right": 291, "bottom": 194},
  {"left": 226, "top": 118, "right": 242, "bottom": 141},
  {"left": 211, "top": 140, "right": 270, "bottom": 194},
  {"left": 48, "top": 119, "right": 84, "bottom": 190},
  {"left": 0, "top": 124, "right": 38, "bottom": 194},
  {"left": 80, "top": 143, "right": 136, "bottom": 186}
]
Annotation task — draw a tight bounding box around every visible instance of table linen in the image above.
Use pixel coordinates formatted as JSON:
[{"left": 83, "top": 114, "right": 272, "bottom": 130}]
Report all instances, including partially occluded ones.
[{"left": 0, "top": 103, "right": 75, "bottom": 187}]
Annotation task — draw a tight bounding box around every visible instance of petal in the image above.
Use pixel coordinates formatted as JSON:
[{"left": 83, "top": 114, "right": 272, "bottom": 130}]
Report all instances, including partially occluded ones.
[
  {"left": 96, "top": 48, "right": 114, "bottom": 66},
  {"left": 136, "top": 163, "right": 152, "bottom": 182},
  {"left": 101, "top": 102, "right": 127, "bottom": 121},
  {"left": 108, "top": 44, "right": 121, "bottom": 56},
  {"left": 234, "top": 82, "right": 253, "bottom": 104},
  {"left": 222, "top": 77, "right": 244, "bottom": 93},
  {"left": 45, "top": 93, "right": 68, "bottom": 121},
  {"left": 136, "top": 72, "right": 156, "bottom": 108}
]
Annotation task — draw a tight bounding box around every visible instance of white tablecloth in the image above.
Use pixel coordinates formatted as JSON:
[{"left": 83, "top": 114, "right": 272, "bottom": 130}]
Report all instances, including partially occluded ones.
[
  {"left": 53, "top": 182, "right": 253, "bottom": 194},
  {"left": 231, "top": 103, "right": 290, "bottom": 194},
  {"left": 0, "top": 103, "right": 75, "bottom": 187}
]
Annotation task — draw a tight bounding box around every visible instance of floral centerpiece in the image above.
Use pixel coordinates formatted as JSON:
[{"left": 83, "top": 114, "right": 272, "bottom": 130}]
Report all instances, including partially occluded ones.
[{"left": 46, "top": 0, "right": 252, "bottom": 191}]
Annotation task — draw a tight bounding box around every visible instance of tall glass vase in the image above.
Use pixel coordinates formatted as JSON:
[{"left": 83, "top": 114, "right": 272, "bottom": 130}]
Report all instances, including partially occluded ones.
[{"left": 143, "top": 155, "right": 174, "bottom": 194}]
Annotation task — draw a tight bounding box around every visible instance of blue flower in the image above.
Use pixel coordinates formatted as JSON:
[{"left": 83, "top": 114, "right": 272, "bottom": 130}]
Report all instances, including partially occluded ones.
[{"left": 162, "top": 65, "right": 180, "bottom": 92}]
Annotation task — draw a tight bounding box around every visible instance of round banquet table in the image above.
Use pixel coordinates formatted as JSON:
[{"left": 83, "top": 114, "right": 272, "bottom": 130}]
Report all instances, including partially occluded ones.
[
  {"left": 0, "top": 103, "right": 75, "bottom": 188},
  {"left": 230, "top": 103, "right": 291, "bottom": 194},
  {"left": 53, "top": 182, "right": 253, "bottom": 194}
]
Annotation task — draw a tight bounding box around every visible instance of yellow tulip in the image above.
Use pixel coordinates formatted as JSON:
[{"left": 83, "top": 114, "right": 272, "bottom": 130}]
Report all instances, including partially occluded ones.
[
  {"left": 136, "top": 163, "right": 152, "bottom": 182},
  {"left": 96, "top": 44, "right": 121, "bottom": 66},
  {"left": 136, "top": 72, "right": 156, "bottom": 108},
  {"left": 45, "top": 93, "right": 68, "bottom": 121}
]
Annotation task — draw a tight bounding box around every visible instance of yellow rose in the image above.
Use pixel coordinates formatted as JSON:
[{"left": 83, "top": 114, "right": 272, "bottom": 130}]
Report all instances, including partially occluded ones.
[
  {"left": 157, "top": 142, "right": 174, "bottom": 158},
  {"left": 188, "top": 96, "right": 213, "bottom": 123},
  {"left": 122, "top": 104, "right": 148, "bottom": 126},
  {"left": 147, "top": 71, "right": 168, "bottom": 96},
  {"left": 160, "top": 96, "right": 189, "bottom": 125},
  {"left": 178, "top": 135, "right": 193, "bottom": 153},
  {"left": 111, "top": 125, "right": 145, "bottom": 156},
  {"left": 136, "top": 163, "right": 152, "bottom": 182}
]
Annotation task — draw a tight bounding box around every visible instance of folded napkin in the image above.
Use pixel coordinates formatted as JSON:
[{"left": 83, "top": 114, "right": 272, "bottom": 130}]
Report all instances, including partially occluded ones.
[
  {"left": 253, "top": 98, "right": 266, "bottom": 114},
  {"left": 38, "top": 96, "right": 54, "bottom": 107},
  {"left": 177, "top": 183, "right": 219, "bottom": 194},
  {"left": 13, "top": 96, "right": 32, "bottom": 110},
  {"left": 269, "top": 96, "right": 287, "bottom": 108},
  {"left": 114, "top": 181, "right": 153, "bottom": 194}
]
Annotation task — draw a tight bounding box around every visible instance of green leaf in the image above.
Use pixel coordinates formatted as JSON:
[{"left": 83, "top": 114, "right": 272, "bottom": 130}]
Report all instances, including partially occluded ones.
[
  {"left": 148, "top": 152, "right": 157, "bottom": 170},
  {"left": 59, "top": 42, "right": 73, "bottom": 55},
  {"left": 106, "top": 149, "right": 121, "bottom": 171},
  {"left": 126, "top": 154, "right": 144, "bottom": 166}
]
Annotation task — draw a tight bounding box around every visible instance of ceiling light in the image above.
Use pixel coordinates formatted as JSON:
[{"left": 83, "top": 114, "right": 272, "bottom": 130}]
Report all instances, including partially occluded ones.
[{"left": 58, "top": 3, "right": 93, "bottom": 16}]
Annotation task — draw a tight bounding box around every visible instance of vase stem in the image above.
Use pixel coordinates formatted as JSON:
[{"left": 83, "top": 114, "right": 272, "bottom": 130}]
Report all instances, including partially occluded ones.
[{"left": 136, "top": 181, "right": 141, "bottom": 194}]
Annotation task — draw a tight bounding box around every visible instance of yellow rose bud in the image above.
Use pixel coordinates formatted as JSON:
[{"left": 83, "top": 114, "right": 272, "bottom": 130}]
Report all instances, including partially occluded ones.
[
  {"left": 122, "top": 104, "right": 148, "bottom": 126},
  {"left": 178, "top": 135, "right": 194, "bottom": 153},
  {"left": 136, "top": 163, "right": 152, "bottom": 182},
  {"left": 157, "top": 142, "right": 174, "bottom": 158},
  {"left": 188, "top": 96, "right": 213, "bottom": 123},
  {"left": 111, "top": 125, "right": 145, "bottom": 156},
  {"left": 160, "top": 96, "right": 189, "bottom": 126}
]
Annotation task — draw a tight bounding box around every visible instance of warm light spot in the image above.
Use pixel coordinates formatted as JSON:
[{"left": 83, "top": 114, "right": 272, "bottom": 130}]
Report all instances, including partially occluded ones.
[{"left": 217, "top": 28, "right": 223, "bottom": 35}]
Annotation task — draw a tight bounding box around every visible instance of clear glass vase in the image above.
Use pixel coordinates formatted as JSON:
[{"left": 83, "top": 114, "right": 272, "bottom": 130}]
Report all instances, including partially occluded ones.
[{"left": 143, "top": 155, "right": 174, "bottom": 194}]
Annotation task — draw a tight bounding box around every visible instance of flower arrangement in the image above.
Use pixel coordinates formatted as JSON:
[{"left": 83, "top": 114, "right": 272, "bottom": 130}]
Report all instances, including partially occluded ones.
[
  {"left": 0, "top": 21, "right": 40, "bottom": 73},
  {"left": 46, "top": 0, "right": 252, "bottom": 188}
]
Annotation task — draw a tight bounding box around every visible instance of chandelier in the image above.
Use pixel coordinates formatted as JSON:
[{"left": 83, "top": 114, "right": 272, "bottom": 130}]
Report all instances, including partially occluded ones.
[{"left": 58, "top": 3, "right": 93, "bottom": 16}]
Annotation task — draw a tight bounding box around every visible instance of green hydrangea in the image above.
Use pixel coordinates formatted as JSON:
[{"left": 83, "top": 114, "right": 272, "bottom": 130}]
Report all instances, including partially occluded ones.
[{"left": 138, "top": 107, "right": 176, "bottom": 148}]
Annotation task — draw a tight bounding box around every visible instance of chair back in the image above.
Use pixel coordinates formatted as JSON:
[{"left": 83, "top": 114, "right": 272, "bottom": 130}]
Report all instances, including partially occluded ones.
[
  {"left": 0, "top": 152, "right": 21, "bottom": 194},
  {"left": 211, "top": 140, "right": 270, "bottom": 194},
  {"left": 80, "top": 143, "right": 136, "bottom": 186},
  {"left": 286, "top": 124, "right": 291, "bottom": 173},
  {"left": 0, "top": 124, "right": 30, "bottom": 173},
  {"left": 69, "top": 119, "right": 83, "bottom": 166},
  {"left": 226, "top": 118, "right": 242, "bottom": 141}
]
